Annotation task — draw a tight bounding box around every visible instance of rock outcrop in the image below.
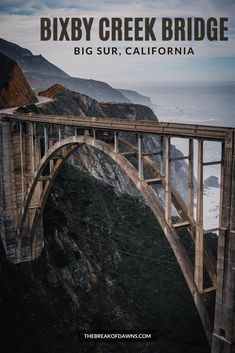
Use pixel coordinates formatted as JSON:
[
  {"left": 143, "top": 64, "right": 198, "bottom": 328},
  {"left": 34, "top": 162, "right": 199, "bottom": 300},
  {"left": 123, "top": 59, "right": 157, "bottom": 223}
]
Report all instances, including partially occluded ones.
[
  {"left": 117, "top": 88, "right": 156, "bottom": 111},
  {"left": 0, "top": 164, "right": 209, "bottom": 353},
  {"left": 0, "top": 52, "right": 38, "bottom": 109},
  {"left": 38, "top": 84, "right": 156, "bottom": 121},
  {"left": 204, "top": 175, "right": 220, "bottom": 189}
]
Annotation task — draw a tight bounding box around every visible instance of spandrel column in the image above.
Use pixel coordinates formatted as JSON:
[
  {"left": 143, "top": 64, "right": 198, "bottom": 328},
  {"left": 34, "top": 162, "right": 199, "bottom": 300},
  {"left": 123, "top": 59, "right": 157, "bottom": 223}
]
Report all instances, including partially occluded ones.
[
  {"left": 138, "top": 133, "right": 143, "bottom": 180},
  {"left": 165, "top": 136, "right": 171, "bottom": 226},
  {"left": 195, "top": 139, "right": 204, "bottom": 293}
]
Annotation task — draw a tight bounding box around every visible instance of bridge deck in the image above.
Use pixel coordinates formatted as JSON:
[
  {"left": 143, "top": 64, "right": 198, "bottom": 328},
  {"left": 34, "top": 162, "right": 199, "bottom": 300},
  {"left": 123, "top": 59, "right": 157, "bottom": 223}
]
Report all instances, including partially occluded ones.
[{"left": 1, "top": 113, "right": 233, "bottom": 141}]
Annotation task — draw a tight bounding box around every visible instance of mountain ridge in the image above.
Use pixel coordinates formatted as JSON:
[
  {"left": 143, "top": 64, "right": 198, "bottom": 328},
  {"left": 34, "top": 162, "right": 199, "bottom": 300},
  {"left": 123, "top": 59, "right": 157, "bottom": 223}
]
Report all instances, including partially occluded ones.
[
  {"left": 0, "top": 38, "right": 154, "bottom": 107},
  {"left": 17, "top": 83, "right": 157, "bottom": 122}
]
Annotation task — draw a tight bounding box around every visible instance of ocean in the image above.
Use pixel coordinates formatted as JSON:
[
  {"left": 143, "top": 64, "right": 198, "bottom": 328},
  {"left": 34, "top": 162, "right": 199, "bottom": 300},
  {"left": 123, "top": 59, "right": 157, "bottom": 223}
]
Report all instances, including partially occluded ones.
[{"left": 136, "top": 83, "right": 235, "bottom": 229}]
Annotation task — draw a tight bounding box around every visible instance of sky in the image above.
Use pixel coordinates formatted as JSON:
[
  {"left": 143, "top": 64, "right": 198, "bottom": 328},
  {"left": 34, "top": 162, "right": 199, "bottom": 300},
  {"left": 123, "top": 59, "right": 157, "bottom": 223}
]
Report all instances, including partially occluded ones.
[{"left": 0, "top": 0, "right": 235, "bottom": 89}]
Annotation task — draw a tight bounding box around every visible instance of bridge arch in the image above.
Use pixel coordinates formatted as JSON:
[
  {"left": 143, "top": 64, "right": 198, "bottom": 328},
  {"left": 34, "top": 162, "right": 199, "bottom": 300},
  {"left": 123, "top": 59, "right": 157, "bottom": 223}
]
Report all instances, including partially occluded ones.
[
  {"left": 17, "top": 134, "right": 212, "bottom": 342},
  {"left": 2, "top": 114, "right": 235, "bottom": 352}
]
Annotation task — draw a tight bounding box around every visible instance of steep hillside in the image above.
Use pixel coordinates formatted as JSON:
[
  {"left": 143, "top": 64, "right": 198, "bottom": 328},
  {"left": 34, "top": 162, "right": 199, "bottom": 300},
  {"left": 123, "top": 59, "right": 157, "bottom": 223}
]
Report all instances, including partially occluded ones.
[
  {"left": 38, "top": 84, "right": 105, "bottom": 116},
  {"left": 0, "top": 38, "right": 129, "bottom": 103},
  {"left": 117, "top": 88, "right": 155, "bottom": 111},
  {"left": 0, "top": 164, "right": 209, "bottom": 353},
  {"left": 0, "top": 38, "right": 153, "bottom": 106},
  {"left": 17, "top": 84, "right": 156, "bottom": 121},
  {"left": 0, "top": 52, "right": 38, "bottom": 109},
  {"left": 0, "top": 38, "right": 68, "bottom": 79}
]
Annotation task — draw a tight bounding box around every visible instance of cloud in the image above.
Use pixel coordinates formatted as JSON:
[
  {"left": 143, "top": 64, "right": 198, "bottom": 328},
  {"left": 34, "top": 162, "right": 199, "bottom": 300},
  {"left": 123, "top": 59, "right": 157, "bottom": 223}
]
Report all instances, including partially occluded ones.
[{"left": 0, "top": 0, "right": 235, "bottom": 15}]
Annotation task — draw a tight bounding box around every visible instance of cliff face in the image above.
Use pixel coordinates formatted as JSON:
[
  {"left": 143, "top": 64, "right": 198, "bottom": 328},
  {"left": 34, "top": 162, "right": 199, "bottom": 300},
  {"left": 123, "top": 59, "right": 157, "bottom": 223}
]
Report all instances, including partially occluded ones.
[
  {"left": 117, "top": 88, "right": 156, "bottom": 111},
  {"left": 0, "top": 52, "right": 38, "bottom": 109},
  {"left": 38, "top": 84, "right": 105, "bottom": 117},
  {"left": 0, "top": 164, "right": 209, "bottom": 353},
  {"left": 38, "top": 84, "right": 156, "bottom": 120}
]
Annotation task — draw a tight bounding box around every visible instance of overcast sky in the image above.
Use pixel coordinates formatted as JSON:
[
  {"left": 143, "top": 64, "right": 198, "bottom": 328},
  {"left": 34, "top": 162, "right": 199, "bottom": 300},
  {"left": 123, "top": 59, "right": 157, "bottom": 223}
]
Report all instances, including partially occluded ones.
[{"left": 0, "top": 0, "right": 235, "bottom": 89}]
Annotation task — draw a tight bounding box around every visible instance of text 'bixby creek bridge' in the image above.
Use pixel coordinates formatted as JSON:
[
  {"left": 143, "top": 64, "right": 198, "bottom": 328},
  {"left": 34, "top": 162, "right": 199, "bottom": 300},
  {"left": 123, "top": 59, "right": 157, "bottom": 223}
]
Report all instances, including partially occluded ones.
[{"left": 0, "top": 113, "right": 234, "bottom": 353}]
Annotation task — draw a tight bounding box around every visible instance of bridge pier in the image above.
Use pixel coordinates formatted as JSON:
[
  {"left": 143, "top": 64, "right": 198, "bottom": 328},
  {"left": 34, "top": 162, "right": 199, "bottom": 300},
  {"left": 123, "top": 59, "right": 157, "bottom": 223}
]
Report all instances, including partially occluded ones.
[
  {"left": 165, "top": 136, "right": 172, "bottom": 226},
  {"left": 195, "top": 140, "right": 204, "bottom": 293},
  {"left": 212, "top": 131, "right": 235, "bottom": 353},
  {"left": 138, "top": 133, "right": 143, "bottom": 180},
  {"left": 0, "top": 121, "right": 18, "bottom": 259},
  {"left": 29, "top": 122, "right": 35, "bottom": 174},
  {"left": 188, "top": 138, "right": 194, "bottom": 221},
  {"left": 0, "top": 121, "right": 43, "bottom": 262},
  {"left": 44, "top": 125, "right": 48, "bottom": 153},
  {"left": 114, "top": 131, "right": 119, "bottom": 153},
  {"left": 58, "top": 126, "right": 62, "bottom": 141}
]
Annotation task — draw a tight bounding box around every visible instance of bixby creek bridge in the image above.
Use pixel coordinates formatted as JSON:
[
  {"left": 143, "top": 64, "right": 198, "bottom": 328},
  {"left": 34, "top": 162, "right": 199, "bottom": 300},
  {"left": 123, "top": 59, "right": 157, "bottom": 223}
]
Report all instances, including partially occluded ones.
[{"left": 0, "top": 113, "right": 234, "bottom": 352}]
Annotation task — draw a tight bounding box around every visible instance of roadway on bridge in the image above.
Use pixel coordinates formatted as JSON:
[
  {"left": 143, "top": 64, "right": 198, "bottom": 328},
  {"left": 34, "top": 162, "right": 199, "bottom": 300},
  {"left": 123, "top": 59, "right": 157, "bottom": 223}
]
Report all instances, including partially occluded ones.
[{"left": 1, "top": 113, "right": 233, "bottom": 141}]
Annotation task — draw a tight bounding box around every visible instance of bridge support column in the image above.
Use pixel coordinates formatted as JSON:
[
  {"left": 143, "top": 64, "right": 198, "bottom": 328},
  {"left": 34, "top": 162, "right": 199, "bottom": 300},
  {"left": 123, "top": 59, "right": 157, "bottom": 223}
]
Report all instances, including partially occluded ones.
[
  {"left": 160, "top": 136, "right": 164, "bottom": 176},
  {"left": 44, "top": 125, "right": 48, "bottom": 153},
  {"left": 195, "top": 139, "right": 204, "bottom": 293},
  {"left": 0, "top": 121, "right": 19, "bottom": 259},
  {"left": 34, "top": 124, "right": 41, "bottom": 170},
  {"left": 0, "top": 120, "right": 45, "bottom": 262},
  {"left": 114, "top": 132, "right": 119, "bottom": 153},
  {"left": 212, "top": 131, "right": 235, "bottom": 353},
  {"left": 165, "top": 136, "right": 172, "bottom": 226},
  {"left": 29, "top": 123, "right": 35, "bottom": 174},
  {"left": 58, "top": 126, "right": 62, "bottom": 141},
  {"left": 138, "top": 134, "right": 143, "bottom": 180},
  {"left": 49, "top": 125, "right": 54, "bottom": 172},
  {"left": 19, "top": 122, "right": 25, "bottom": 200},
  {"left": 188, "top": 138, "right": 194, "bottom": 221}
]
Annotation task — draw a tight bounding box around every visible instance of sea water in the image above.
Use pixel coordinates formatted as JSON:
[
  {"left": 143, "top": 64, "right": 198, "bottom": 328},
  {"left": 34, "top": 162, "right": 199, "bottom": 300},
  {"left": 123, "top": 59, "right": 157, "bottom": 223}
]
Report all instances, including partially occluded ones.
[{"left": 136, "top": 82, "right": 235, "bottom": 229}]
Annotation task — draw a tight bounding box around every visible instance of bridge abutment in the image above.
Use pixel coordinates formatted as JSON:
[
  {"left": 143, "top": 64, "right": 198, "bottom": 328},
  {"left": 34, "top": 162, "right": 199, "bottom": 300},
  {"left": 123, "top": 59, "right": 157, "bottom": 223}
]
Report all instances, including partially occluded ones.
[
  {"left": 0, "top": 121, "right": 43, "bottom": 262},
  {"left": 0, "top": 121, "right": 19, "bottom": 260}
]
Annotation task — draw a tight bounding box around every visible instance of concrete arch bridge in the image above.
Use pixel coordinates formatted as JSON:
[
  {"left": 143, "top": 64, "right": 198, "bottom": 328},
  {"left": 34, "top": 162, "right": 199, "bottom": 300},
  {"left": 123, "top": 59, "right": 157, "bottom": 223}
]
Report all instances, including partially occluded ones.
[{"left": 0, "top": 113, "right": 234, "bottom": 352}]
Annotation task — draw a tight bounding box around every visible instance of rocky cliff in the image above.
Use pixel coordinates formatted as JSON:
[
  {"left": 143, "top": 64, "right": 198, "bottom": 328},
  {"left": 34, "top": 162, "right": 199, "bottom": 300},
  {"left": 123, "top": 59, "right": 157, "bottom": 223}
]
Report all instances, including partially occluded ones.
[
  {"left": 0, "top": 164, "right": 209, "bottom": 353},
  {"left": 0, "top": 52, "right": 38, "bottom": 109},
  {"left": 38, "top": 84, "right": 156, "bottom": 120},
  {"left": 117, "top": 88, "right": 156, "bottom": 111}
]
